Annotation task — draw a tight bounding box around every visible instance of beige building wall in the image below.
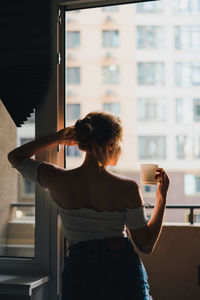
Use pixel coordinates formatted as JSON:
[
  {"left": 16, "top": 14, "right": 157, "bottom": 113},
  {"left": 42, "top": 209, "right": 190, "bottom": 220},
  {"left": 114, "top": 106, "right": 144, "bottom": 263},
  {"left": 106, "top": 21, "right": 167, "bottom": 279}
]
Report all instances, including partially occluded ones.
[{"left": 0, "top": 100, "right": 18, "bottom": 255}]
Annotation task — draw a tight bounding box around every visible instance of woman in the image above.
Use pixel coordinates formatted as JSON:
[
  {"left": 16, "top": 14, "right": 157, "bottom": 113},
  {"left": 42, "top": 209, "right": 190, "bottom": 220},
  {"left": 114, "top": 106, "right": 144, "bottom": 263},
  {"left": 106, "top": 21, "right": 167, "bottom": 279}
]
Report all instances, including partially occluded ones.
[{"left": 8, "top": 111, "right": 169, "bottom": 300}]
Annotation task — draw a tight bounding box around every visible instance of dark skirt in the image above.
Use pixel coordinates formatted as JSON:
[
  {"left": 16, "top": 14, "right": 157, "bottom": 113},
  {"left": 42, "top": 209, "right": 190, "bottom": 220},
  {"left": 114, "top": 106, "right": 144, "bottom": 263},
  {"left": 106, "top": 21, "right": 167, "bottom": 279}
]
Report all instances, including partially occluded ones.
[{"left": 62, "top": 237, "right": 151, "bottom": 300}]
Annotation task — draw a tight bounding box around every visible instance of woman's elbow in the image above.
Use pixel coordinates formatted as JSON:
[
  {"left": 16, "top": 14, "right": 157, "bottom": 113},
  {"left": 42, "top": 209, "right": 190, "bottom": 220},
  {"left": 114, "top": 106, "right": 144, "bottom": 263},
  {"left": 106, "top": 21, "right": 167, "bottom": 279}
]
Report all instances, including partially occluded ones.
[
  {"left": 7, "top": 151, "right": 14, "bottom": 164},
  {"left": 7, "top": 151, "right": 21, "bottom": 167}
]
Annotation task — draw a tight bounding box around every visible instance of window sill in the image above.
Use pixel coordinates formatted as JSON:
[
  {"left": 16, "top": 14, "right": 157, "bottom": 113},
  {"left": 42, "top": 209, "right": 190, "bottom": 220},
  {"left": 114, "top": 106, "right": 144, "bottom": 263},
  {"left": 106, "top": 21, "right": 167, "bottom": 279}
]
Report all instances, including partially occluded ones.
[{"left": 0, "top": 274, "right": 49, "bottom": 296}]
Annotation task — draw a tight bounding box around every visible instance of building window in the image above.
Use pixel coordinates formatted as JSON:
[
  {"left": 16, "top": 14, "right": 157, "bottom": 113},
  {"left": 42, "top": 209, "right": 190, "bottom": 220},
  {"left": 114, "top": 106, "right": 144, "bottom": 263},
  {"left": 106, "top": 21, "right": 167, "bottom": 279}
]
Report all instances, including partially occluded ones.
[
  {"left": 144, "top": 185, "right": 157, "bottom": 193},
  {"left": 102, "top": 30, "right": 119, "bottom": 48},
  {"left": 24, "top": 179, "right": 35, "bottom": 194},
  {"left": 176, "top": 135, "right": 200, "bottom": 159},
  {"left": 102, "top": 6, "right": 118, "bottom": 12},
  {"left": 176, "top": 98, "right": 200, "bottom": 123},
  {"left": 139, "top": 136, "right": 166, "bottom": 159},
  {"left": 20, "top": 138, "right": 33, "bottom": 146},
  {"left": 66, "top": 67, "right": 80, "bottom": 84},
  {"left": 138, "top": 62, "right": 164, "bottom": 85},
  {"left": 175, "top": 63, "right": 200, "bottom": 86},
  {"left": 174, "top": 0, "right": 200, "bottom": 14},
  {"left": 103, "top": 65, "right": 119, "bottom": 84},
  {"left": 184, "top": 174, "right": 200, "bottom": 195},
  {"left": 103, "top": 103, "right": 120, "bottom": 117},
  {"left": 175, "top": 26, "right": 200, "bottom": 50},
  {"left": 137, "top": 26, "right": 164, "bottom": 49},
  {"left": 66, "top": 146, "right": 81, "bottom": 157},
  {"left": 66, "top": 104, "right": 80, "bottom": 121},
  {"left": 66, "top": 31, "right": 80, "bottom": 48},
  {"left": 136, "top": 1, "right": 163, "bottom": 13},
  {"left": 137, "top": 98, "right": 166, "bottom": 122}
]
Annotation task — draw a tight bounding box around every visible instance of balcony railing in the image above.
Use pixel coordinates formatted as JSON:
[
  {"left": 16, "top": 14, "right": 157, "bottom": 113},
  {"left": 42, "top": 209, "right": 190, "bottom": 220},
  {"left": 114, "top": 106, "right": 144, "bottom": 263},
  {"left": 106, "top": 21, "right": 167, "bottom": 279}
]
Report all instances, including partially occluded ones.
[
  {"left": 145, "top": 204, "right": 200, "bottom": 225},
  {"left": 10, "top": 203, "right": 200, "bottom": 224}
]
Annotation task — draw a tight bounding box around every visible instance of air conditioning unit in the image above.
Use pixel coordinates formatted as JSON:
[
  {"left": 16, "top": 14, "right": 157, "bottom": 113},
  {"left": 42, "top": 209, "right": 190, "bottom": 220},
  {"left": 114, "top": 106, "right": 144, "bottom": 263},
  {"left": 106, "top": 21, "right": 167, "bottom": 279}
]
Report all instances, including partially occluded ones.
[
  {"left": 105, "top": 15, "right": 114, "bottom": 22},
  {"left": 105, "top": 51, "right": 113, "bottom": 59}
]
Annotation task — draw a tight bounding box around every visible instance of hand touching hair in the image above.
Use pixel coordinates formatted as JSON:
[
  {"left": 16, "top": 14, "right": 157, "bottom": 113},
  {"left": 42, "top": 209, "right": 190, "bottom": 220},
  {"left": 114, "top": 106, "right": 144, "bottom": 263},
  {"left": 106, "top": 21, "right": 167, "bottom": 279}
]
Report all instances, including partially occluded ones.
[{"left": 56, "top": 111, "right": 123, "bottom": 168}]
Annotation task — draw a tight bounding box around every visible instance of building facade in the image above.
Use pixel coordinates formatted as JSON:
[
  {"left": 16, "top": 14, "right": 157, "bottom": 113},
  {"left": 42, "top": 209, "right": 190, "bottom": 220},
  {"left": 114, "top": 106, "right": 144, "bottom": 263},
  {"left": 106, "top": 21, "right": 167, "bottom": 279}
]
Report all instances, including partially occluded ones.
[{"left": 65, "top": 0, "right": 200, "bottom": 222}]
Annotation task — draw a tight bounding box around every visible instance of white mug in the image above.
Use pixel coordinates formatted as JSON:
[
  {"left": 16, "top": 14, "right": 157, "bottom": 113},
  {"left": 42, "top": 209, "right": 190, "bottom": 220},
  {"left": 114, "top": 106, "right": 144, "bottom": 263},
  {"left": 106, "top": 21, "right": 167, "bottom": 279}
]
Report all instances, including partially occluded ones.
[{"left": 140, "top": 164, "right": 158, "bottom": 185}]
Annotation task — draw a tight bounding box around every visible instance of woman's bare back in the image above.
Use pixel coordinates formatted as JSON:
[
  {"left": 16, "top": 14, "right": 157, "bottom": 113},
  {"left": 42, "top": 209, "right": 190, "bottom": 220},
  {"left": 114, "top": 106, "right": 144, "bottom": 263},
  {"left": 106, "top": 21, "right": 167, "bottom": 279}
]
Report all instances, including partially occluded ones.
[{"left": 50, "top": 165, "right": 135, "bottom": 212}]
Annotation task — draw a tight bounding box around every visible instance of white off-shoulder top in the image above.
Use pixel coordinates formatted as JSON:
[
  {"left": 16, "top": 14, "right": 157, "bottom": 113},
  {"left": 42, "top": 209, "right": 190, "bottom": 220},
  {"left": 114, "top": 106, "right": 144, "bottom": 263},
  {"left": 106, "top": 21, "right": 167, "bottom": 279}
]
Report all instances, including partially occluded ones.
[{"left": 14, "top": 159, "right": 149, "bottom": 244}]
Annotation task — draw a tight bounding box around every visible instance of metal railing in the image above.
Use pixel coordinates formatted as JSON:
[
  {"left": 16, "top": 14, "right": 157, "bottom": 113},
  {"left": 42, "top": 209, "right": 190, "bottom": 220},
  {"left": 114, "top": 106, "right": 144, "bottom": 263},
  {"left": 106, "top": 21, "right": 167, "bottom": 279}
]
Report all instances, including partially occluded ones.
[
  {"left": 10, "top": 203, "right": 200, "bottom": 225},
  {"left": 145, "top": 204, "right": 200, "bottom": 225}
]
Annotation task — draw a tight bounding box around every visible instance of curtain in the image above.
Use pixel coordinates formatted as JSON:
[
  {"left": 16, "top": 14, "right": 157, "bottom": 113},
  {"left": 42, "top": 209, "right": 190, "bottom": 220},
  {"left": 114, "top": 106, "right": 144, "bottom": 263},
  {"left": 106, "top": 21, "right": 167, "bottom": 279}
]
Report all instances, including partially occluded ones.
[{"left": 0, "top": 0, "right": 51, "bottom": 127}]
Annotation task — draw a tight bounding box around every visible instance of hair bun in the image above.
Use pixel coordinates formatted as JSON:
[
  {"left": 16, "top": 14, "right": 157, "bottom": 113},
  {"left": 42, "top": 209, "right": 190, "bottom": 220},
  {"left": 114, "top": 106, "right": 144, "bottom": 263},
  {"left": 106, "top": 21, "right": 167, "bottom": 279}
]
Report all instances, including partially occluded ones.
[{"left": 74, "top": 117, "right": 94, "bottom": 142}]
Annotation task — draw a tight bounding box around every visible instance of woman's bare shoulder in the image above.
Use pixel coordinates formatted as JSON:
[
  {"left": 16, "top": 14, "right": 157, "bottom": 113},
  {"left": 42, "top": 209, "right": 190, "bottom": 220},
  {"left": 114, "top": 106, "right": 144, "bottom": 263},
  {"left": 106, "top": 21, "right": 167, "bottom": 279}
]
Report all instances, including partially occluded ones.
[{"left": 107, "top": 173, "right": 143, "bottom": 208}]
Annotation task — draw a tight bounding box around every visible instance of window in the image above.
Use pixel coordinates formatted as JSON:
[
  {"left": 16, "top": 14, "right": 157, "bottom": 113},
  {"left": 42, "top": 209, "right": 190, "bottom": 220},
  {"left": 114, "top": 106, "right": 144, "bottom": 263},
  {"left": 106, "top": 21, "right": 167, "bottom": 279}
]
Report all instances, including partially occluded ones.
[
  {"left": 139, "top": 136, "right": 166, "bottom": 159},
  {"left": 175, "top": 26, "right": 200, "bottom": 50},
  {"left": 20, "top": 138, "right": 33, "bottom": 146},
  {"left": 144, "top": 185, "right": 157, "bottom": 193},
  {"left": 67, "top": 146, "right": 81, "bottom": 157},
  {"left": 103, "top": 65, "right": 119, "bottom": 84},
  {"left": 176, "top": 98, "right": 200, "bottom": 123},
  {"left": 176, "top": 135, "right": 200, "bottom": 159},
  {"left": 174, "top": 0, "right": 200, "bottom": 14},
  {"left": 138, "top": 62, "right": 164, "bottom": 85},
  {"left": 67, "top": 67, "right": 80, "bottom": 84},
  {"left": 24, "top": 179, "right": 35, "bottom": 194},
  {"left": 194, "top": 99, "right": 200, "bottom": 121},
  {"left": 184, "top": 174, "right": 200, "bottom": 194},
  {"left": 137, "top": 98, "right": 166, "bottom": 122},
  {"left": 137, "top": 26, "right": 164, "bottom": 49},
  {"left": 66, "top": 31, "right": 80, "bottom": 48},
  {"left": 103, "top": 102, "right": 120, "bottom": 117},
  {"left": 66, "top": 104, "right": 80, "bottom": 121},
  {"left": 136, "top": 1, "right": 163, "bottom": 13},
  {"left": 175, "top": 63, "right": 200, "bottom": 86},
  {"left": 102, "top": 30, "right": 119, "bottom": 48},
  {"left": 0, "top": 101, "right": 35, "bottom": 258},
  {"left": 102, "top": 6, "right": 118, "bottom": 12}
]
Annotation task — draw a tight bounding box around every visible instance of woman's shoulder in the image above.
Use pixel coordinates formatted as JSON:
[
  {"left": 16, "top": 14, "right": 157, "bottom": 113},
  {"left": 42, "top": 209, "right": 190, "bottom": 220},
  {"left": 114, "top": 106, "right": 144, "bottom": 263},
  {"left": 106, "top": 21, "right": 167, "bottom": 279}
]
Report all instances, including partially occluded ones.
[{"left": 105, "top": 170, "right": 138, "bottom": 186}]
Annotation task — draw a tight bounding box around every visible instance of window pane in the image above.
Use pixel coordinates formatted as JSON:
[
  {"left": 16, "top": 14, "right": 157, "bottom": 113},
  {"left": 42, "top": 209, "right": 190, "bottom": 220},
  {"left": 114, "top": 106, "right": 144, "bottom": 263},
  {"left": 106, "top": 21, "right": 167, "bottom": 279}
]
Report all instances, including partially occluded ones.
[
  {"left": 138, "top": 62, "right": 164, "bottom": 85},
  {"left": 174, "top": 0, "right": 200, "bottom": 15},
  {"left": 102, "top": 6, "right": 118, "bottom": 12},
  {"left": 102, "top": 30, "right": 119, "bottom": 48},
  {"left": 66, "top": 31, "right": 80, "bottom": 48},
  {"left": 175, "top": 63, "right": 200, "bottom": 86},
  {"left": 0, "top": 101, "right": 35, "bottom": 257},
  {"left": 103, "top": 65, "right": 119, "bottom": 84},
  {"left": 66, "top": 104, "right": 80, "bottom": 121},
  {"left": 176, "top": 135, "right": 200, "bottom": 159},
  {"left": 137, "top": 26, "right": 164, "bottom": 49},
  {"left": 139, "top": 136, "right": 166, "bottom": 159},
  {"left": 67, "top": 146, "right": 81, "bottom": 157},
  {"left": 65, "top": 3, "right": 200, "bottom": 225},
  {"left": 175, "top": 26, "right": 200, "bottom": 50},
  {"left": 137, "top": 98, "right": 166, "bottom": 122},
  {"left": 136, "top": 1, "right": 163, "bottom": 13},
  {"left": 67, "top": 67, "right": 80, "bottom": 84},
  {"left": 103, "top": 103, "right": 120, "bottom": 117}
]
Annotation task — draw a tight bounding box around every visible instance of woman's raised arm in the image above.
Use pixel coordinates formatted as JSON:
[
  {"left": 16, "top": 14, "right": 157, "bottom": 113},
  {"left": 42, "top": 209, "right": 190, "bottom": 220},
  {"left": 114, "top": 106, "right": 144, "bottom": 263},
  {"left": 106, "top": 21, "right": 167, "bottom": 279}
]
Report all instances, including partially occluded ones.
[
  {"left": 126, "top": 169, "right": 170, "bottom": 254},
  {"left": 7, "top": 133, "right": 59, "bottom": 168}
]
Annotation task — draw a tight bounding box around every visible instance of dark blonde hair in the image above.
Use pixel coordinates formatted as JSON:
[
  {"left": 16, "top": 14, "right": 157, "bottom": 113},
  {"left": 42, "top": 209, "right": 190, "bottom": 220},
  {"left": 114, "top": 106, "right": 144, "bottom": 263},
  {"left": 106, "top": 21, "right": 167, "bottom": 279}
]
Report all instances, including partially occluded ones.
[{"left": 67, "top": 111, "right": 123, "bottom": 168}]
